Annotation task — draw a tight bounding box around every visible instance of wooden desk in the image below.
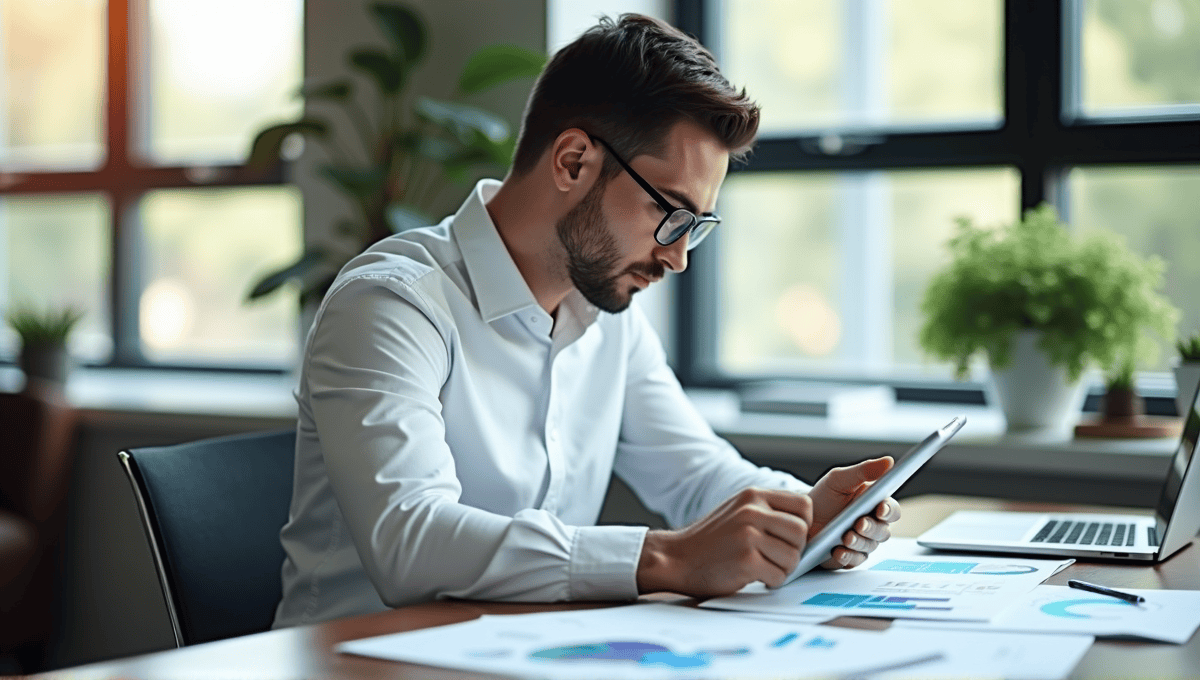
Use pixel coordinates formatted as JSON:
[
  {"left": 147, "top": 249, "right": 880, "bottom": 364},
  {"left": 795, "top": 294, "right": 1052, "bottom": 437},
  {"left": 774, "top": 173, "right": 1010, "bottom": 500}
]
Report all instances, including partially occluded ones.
[{"left": 37, "top": 495, "right": 1200, "bottom": 679}]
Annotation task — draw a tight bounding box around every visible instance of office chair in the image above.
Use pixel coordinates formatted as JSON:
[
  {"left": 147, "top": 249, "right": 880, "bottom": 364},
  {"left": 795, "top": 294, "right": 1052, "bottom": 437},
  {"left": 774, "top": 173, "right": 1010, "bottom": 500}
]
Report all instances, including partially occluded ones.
[{"left": 118, "top": 429, "right": 296, "bottom": 647}]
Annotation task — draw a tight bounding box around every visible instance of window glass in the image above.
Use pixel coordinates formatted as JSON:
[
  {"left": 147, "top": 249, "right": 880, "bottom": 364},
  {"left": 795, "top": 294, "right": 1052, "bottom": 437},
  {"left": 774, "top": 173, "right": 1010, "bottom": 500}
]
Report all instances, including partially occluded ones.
[
  {"left": 1078, "top": 0, "right": 1200, "bottom": 117},
  {"left": 1069, "top": 166, "right": 1200, "bottom": 370},
  {"left": 0, "top": 194, "right": 111, "bottom": 361},
  {"left": 718, "top": 168, "right": 1019, "bottom": 376},
  {"left": 722, "top": 0, "right": 1002, "bottom": 133},
  {"left": 139, "top": 187, "right": 301, "bottom": 365},
  {"left": 142, "top": 0, "right": 303, "bottom": 164},
  {"left": 0, "top": 0, "right": 104, "bottom": 169}
]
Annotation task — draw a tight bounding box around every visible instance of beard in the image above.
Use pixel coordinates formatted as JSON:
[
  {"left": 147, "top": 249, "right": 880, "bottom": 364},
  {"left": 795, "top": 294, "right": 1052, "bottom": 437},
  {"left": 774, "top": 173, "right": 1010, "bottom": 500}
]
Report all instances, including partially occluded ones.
[{"left": 555, "top": 179, "right": 665, "bottom": 313}]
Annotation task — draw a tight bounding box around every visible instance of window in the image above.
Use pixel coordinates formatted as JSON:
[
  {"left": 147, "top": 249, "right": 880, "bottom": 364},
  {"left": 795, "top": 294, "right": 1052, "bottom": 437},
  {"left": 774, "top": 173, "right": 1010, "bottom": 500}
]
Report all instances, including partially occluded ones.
[
  {"left": 0, "top": 0, "right": 303, "bottom": 369},
  {"left": 675, "top": 0, "right": 1200, "bottom": 393}
]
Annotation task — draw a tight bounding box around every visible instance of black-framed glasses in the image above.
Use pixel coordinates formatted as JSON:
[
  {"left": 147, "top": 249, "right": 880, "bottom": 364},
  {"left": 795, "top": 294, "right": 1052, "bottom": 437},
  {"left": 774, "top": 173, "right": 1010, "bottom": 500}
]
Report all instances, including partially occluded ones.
[{"left": 589, "top": 135, "right": 721, "bottom": 250}]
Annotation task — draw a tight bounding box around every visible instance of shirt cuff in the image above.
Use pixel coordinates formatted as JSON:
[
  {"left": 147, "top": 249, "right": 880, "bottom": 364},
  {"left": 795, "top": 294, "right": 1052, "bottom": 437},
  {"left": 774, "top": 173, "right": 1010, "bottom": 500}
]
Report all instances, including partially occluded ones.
[{"left": 568, "top": 524, "right": 647, "bottom": 601}]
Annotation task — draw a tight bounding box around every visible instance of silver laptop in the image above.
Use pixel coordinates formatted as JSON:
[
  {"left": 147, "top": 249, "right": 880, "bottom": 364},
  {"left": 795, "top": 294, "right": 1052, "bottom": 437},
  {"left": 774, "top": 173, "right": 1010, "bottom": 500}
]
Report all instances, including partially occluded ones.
[{"left": 917, "top": 382, "right": 1200, "bottom": 563}]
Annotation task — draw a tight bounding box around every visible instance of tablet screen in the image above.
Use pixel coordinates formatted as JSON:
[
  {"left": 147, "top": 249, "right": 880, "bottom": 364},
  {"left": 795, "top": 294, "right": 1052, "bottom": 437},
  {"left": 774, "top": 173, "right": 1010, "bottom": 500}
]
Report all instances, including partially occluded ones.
[{"left": 775, "top": 416, "right": 966, "bottom": 587}]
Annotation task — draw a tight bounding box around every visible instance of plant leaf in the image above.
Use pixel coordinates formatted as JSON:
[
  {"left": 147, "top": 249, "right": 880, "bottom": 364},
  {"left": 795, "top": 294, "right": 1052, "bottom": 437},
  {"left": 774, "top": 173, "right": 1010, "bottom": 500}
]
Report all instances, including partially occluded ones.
[
  {"left": 458, "top": 44, "right": 545, "bottom": 95},
  {"left": 246, "top": 119, "right": 328, "bottom": 169},
  {"left": 370, "top": 2, "right": 427, "bottom": 65},
  {"left": 350, "top": 48, "right": 404, "bottom": 93},
  {"left": 395, "top": 131, "right": 459, "bottom": 163},
  {"left": 297, "top": 79, "right": 353, "bottom": 102},
  {"left": 414, "top": 97, "right": 509, "bottom": 144},
  {"left": 386, "top": 204, "right": 432, "bottom": 234},
  {"left": 319, "top": 164, "right": 386, "bottom": 200},
  {"left": 247, "top": 250, "right": 331, "bottom": 301}
]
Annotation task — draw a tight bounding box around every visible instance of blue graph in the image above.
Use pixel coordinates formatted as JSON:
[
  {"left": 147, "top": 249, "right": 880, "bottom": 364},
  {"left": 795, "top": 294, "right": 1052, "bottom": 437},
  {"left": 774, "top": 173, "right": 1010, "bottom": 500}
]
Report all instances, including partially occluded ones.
[
  {"left": 804, "top": 592, "right": 954, "bottom": 611},
  {"left": 529, "top": 641, "right": 751, "bottom": 669},
  {"left": 872, "top": 559, "right": 1037, "bottom": 576}
]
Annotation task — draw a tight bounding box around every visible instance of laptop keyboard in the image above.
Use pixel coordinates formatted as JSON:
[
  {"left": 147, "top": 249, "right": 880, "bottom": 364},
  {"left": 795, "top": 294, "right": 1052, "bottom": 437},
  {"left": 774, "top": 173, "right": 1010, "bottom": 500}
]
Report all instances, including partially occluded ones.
[{"left": 1030, "top": 520, "right": 1142, "bottom": 547}]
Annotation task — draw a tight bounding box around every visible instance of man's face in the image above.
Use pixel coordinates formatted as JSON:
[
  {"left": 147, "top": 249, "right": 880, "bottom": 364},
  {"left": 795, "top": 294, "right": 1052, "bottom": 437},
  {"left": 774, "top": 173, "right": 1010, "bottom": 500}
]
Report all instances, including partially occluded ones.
[{"left": 556, "top": 120, "right": 730, "bottom": 313}]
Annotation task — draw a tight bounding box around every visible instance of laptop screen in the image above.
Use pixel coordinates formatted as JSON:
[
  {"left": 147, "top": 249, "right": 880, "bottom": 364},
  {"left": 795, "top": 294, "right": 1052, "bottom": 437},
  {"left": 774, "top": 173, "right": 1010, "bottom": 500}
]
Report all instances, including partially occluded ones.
[{"left": 1154, "top": 381, "right": 1200, "bottom": 531}]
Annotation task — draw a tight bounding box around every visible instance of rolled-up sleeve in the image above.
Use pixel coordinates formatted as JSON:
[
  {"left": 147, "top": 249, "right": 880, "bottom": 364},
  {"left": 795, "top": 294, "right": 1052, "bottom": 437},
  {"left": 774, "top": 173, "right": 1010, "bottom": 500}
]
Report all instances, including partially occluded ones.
[
  {"left": 307, "top": 277, "right": 644, "bottom": 607},
  {"left": 612, "top": 306, "right": 811, "bottom": 530}
]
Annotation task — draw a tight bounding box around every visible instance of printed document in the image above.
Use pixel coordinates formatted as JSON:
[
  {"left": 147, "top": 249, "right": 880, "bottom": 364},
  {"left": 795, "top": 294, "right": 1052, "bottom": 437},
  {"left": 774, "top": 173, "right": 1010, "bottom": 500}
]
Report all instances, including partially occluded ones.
[
  {"left": 895, "top": 583, "right": 1200, "bottom": 643},
  {"left": 337, "top": 602, "right": 944, "bottom": 679},
  {"left": 702, "top": 538, "right": 1072, "bottom": 621}
]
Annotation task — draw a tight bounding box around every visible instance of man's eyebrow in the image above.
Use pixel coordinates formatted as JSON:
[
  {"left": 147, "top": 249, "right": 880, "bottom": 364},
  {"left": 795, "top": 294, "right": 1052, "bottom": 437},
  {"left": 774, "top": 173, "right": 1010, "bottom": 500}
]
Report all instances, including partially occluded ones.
[{"left": 659, "top": 187, "right": 702, "bottom": 215}]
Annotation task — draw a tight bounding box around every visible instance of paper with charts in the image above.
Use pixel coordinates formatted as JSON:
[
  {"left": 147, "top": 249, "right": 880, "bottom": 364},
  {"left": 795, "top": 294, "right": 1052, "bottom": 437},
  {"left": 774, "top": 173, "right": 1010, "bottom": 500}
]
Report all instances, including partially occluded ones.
[
  {"left": 337, "top": 603, "right": 945, "bottom": 679},
  {"left": 895, "top": 584, "right": 1200, "bottom": 644},
  {"left": 867, "top": 628, "right": 1092, "bottom": 680},
  {"left": 702, "top": 538, "right": 1073, "bottom": 621}
]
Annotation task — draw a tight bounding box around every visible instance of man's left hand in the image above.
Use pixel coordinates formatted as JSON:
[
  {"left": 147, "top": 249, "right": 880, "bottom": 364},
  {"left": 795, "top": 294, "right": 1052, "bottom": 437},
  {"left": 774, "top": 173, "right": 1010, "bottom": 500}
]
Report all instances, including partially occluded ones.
[{"left": 806, "top": 457, "right": 901, "bottom": 570}]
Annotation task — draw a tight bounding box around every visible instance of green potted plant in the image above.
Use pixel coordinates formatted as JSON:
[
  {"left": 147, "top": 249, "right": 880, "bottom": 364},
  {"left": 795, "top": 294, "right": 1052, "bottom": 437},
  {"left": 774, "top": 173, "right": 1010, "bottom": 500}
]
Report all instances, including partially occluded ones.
[
  {"left": 7, "top": 305, "right": 84, "bottom": 386},
  {"left": 919, "top": 203, "right": 1177, "bottom": 431},
  {"left": 1176, "top": 331, "right": 1200, "bottom": 417},
  {"left": 244, "top": 1, "right": 545, "bottom": 307}
]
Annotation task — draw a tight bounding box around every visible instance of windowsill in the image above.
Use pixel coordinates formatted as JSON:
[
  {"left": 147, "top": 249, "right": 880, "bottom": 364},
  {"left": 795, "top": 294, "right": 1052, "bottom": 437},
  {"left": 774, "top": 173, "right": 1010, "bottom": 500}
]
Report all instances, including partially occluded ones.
[
  {"left": 0, "top": 366, "right": 298, "bottom": 423},
  {"left": 6, "top": 367, "right": 1175, "bottom": 482},
  {"left": 686, "top": 388, "right": 1178, "bottom": 483}
]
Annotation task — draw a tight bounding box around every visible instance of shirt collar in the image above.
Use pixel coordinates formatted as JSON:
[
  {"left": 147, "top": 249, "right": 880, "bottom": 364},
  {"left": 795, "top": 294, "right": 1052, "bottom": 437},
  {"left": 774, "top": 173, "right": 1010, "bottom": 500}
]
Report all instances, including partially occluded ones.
[{"left": 454, "top": 179, "right": 543, "bottom": 324}]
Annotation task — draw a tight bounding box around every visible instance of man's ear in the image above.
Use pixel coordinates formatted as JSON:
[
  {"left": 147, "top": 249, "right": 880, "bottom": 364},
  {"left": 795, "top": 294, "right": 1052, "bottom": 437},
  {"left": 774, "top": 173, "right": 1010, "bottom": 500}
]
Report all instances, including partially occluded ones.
[{"left": 550, "top": 128, "right": 601, "bottom": 193}]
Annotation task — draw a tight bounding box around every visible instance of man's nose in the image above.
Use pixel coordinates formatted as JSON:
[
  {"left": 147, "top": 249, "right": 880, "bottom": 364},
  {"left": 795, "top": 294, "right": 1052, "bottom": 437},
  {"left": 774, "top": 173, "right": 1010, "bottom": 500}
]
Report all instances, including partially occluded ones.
[{"left": 655, "top": 234, "right": 689, "bottom": 273}]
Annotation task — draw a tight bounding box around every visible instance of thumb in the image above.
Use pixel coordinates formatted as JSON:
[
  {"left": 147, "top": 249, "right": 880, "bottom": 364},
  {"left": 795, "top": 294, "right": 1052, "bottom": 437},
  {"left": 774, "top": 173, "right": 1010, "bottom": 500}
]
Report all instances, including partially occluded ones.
[{"left": 831, "top": 456, "right": 894, "bottom": 494}]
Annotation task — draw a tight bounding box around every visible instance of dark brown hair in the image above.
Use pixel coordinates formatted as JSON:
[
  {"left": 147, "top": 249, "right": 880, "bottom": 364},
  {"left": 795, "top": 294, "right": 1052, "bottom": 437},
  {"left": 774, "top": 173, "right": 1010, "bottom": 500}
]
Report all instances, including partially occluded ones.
[{"left": 510, "top": 14, "right": 759, "bottom": 179}]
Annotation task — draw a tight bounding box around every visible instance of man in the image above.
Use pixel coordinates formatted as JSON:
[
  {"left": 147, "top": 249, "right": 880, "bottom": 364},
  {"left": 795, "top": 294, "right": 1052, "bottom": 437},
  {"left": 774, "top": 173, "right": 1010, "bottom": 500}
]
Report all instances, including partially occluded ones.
[{"left": 273, "top": 14, "right": 899, "bottom": 628}]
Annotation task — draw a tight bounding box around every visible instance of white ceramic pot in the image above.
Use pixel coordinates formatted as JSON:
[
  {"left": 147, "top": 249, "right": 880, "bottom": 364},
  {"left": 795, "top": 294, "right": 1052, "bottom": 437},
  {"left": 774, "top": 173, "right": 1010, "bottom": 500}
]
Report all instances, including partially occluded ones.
[
  {"left": 989, "top": 330, "right": 1089, "bottom": 432},
  {"left": 1174, "top": 361, "right": 1200, "bottom": 417}
]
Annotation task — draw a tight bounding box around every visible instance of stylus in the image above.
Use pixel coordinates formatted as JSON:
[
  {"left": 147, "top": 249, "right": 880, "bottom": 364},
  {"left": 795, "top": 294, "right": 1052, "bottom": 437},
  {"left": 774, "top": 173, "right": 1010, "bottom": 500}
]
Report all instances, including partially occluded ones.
[{"left": 1067, "top": 579, "right": 1145, "bottom": 604}]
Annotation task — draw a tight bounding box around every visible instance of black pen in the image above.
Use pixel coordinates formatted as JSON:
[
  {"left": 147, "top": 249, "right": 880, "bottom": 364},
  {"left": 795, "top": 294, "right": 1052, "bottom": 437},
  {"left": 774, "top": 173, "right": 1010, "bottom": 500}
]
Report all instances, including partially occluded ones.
[{"left": 1067, "top": 579, "right": 1145, "bottom": 604}]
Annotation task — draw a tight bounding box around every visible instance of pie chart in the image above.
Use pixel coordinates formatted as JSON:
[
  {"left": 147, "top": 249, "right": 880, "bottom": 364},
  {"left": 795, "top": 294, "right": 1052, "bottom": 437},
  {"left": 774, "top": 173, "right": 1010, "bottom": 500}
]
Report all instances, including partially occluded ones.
[{"left": 1040, "top": 598, "right": 1136, "bottom": 619}]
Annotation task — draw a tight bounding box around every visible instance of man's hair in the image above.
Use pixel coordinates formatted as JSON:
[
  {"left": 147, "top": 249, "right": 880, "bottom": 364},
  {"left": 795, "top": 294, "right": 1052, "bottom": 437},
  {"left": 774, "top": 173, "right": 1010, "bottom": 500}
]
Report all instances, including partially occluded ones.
[{"left": 510, "top": 14, "right": 759, "bottom": 179}]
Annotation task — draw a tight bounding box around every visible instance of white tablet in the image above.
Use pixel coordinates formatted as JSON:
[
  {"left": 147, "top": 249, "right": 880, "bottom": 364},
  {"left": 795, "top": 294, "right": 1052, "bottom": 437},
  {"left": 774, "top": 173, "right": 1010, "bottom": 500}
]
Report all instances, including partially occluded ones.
[{"left": 775, "top": 415, "right": 967, "bottom": 588}]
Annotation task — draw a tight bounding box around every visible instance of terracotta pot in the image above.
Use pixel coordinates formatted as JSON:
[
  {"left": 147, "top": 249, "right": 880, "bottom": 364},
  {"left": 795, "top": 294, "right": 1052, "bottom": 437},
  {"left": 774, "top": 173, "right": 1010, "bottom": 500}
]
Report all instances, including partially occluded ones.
[{"left": 1101, "top": 386, "right": 1142, "bottom": 421}]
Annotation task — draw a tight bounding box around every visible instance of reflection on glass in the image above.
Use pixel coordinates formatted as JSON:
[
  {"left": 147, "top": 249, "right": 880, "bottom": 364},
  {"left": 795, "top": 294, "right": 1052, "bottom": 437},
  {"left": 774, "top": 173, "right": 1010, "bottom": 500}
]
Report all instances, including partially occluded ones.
[
  {"left": 723, "top": 0, "right": 1002, "bottom": 133},
  {"left": 719, "top": 168, "right": 1018, "bottom": 376},
  {"left": 0, "top": 0, "right": 104, "bottom": 169},
  {"left": 1069, "top": 166, "right": 1200, "bottom": 370},
  {"left": 1079, "top": 0, "right": 1200, "bottom": 117},
  {"left": 140, "top": 187, "right": 301, "bottom": 365},
  {"left": 0, "top": 194, "right": 111, "bottom": 361},
  {"left": 143, "top": 0, "right": 303, "bottom": 163},
  {"left": 1154, "top": 380, "right": 1199, "bottom": 529}
]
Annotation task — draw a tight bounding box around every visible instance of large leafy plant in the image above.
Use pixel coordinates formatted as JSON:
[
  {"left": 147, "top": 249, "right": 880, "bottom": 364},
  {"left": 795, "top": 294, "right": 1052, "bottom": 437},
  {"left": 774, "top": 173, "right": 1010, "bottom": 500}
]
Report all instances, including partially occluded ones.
[
  {"left": 919, "top": 204, "right": 1178, "bottom": 382},
  {"left": 246, "top": 1, "right": 544, "bottom": 305}
]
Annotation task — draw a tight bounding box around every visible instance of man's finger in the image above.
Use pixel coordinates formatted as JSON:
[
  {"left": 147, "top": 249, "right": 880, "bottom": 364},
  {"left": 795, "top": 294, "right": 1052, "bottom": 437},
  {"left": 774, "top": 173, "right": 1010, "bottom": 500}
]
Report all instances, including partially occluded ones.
[
  {"left": 825, "top": 456, "right": 894, "bottom": 495},
  {"left": 763, "top": 489, "right": 814, "bottom": 524},
  {"left": 875, "top": 497, "right": 901, "bottom": 522},
  {"left": 854, "top": 515, "right": 893, "bottom": 543}
]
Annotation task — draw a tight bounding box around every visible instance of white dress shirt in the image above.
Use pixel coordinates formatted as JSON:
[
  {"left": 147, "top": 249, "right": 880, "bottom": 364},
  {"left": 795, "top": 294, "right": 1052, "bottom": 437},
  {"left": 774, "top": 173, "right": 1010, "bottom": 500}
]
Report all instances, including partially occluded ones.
[{"left": 273, "top": 179, "right": 811, "bottom": 628}]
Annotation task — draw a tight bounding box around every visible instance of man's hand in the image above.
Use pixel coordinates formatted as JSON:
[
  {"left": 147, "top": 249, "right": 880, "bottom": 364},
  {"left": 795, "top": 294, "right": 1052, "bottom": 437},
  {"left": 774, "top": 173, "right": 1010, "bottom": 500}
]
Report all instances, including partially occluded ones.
[
  {"left": 636, "top": 488, "right": 812, "bottom": 598},
  {"left": 808, "top": 456, "right": 901, "bottom": 570}
]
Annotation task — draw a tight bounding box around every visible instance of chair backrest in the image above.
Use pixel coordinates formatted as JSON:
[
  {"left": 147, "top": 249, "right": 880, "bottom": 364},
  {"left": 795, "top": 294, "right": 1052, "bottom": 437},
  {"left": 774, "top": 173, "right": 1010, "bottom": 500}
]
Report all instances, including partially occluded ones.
[{"left": 118, "top": 429, "right": 296, "bottom": 647}]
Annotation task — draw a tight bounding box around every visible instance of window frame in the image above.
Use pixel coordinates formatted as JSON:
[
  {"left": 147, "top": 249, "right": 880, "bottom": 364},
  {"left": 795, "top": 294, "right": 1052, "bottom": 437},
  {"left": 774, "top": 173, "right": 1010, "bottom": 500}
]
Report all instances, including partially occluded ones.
[
  {"left": 673, "top": 0, "right": 1200, "bottom": 408},
  {"left": 0, "top": 0, "right": 292, "bottom": 372}
]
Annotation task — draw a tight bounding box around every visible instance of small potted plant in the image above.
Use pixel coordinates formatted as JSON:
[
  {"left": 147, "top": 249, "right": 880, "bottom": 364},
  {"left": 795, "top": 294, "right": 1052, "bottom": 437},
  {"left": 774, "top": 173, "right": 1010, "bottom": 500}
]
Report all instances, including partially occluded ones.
[
  {"left": 919, "top": 204, "right": 1177, "bottom": 432},
  {"left": 1176, "top": 331, "right": 1200, "bottom": 416},
  {"left": 7, "top": 305, "right": 84, "bottom": 386}
]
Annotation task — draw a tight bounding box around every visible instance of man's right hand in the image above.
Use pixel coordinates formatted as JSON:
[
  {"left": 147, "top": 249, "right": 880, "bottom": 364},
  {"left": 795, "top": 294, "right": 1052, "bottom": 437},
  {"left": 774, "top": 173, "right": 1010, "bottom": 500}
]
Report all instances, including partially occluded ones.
[{"left": 635, "top": 487, "right": 812, "bottom": 597}]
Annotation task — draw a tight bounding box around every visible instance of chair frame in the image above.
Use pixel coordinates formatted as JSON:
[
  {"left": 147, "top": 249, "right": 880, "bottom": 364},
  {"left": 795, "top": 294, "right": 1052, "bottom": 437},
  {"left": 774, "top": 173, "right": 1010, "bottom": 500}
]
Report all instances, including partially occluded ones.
[{"left": 118, "top": 450, "right": 187, "bottom": 647}]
